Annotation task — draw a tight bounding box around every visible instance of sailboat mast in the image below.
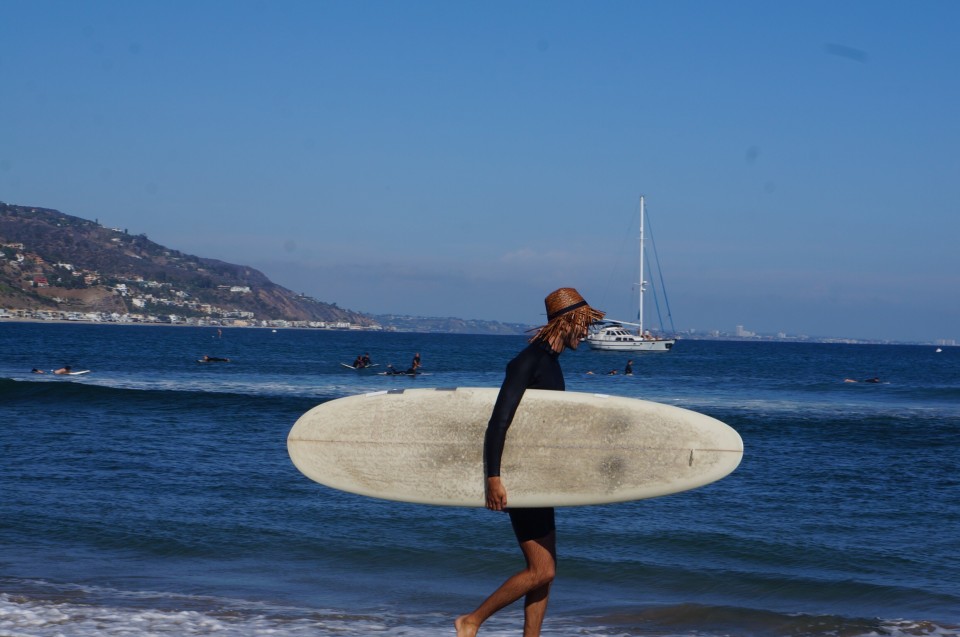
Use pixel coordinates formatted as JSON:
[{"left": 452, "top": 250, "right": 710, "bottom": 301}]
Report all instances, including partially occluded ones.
[{"left": 638, "top": 196, "right": 645, "bottom": 337}]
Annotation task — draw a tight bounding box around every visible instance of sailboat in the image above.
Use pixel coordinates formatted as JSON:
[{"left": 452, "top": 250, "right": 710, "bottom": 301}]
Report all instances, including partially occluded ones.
[{"left": 586, "top": 196, "right": 677, "bottom": 352}]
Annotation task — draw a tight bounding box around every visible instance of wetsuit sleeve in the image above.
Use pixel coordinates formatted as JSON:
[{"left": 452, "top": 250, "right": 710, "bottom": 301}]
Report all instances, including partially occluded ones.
[{"left": 483, "top": 351, "right": 538, "bottom": 478}]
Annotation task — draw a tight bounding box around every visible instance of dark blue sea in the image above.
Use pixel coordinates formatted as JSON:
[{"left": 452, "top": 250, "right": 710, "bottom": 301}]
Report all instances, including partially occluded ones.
[{"left": 1, "top": 322, "right": 957, "bottom": 636}]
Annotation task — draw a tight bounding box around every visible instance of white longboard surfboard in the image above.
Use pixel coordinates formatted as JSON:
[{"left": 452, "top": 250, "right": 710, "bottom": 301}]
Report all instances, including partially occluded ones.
[{"left": 287, "top": 387, "right": 743, "bottom": 507}]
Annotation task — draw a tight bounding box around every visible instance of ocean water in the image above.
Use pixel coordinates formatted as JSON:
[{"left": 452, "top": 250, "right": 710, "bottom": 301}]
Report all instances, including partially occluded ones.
[{"left": 1, "top": 322, "right": 957, "bottom": 637}]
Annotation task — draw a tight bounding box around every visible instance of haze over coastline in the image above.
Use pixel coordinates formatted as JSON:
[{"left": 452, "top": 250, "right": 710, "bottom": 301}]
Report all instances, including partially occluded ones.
[{"left": 1, "top": 1, "right": 958, "bottom": 343}]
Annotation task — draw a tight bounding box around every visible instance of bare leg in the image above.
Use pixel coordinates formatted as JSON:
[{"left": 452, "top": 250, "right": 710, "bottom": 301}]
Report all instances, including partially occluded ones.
[
  {"left": 521, "top": 576, "right": 552, "bottom": 637},
  {"left": 455, "top": 531, "right": 556, "bottom": 637}
]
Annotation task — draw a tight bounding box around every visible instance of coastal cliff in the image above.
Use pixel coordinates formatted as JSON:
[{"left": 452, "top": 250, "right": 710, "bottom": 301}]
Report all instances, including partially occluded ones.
[{"left": 0, "top": 202, "right": 375, "bottom": 326}]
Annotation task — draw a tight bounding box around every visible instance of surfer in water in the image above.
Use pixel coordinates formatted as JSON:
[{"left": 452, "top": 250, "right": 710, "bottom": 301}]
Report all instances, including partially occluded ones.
[
  {"left": 456, "top": 288, "right": 604, "bottom": 637},
  {"left": 407, "top": 352, "right": 422, "bottom": 374}
]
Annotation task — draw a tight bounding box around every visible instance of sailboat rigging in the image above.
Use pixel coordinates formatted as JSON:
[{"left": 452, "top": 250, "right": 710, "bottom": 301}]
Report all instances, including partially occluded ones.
[{"left": 586, "top": 196, "right": 677, "bottom": 352}]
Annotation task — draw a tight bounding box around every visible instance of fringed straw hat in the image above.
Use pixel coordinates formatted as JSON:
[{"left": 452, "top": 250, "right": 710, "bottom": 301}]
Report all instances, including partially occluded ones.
[{"left": 532, "top": 287, "right": 605, "bottom": 351}]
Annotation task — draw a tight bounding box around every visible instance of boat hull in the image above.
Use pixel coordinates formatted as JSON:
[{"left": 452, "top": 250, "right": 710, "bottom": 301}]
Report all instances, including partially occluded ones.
[
  {"left": 586, "top": 324, "right": 676, "bottom": 352},
  {"left": 586, "top": 337, "right": 676, "bottom": 352}
]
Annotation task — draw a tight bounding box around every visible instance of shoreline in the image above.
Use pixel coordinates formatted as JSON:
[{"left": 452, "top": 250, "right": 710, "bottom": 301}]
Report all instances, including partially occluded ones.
[
  {"left": 0, "top": 315, "right": 960, "bottom": 342},
  {"left": 0, "top": 316, "right": 380, "bottom": 331},
  {"left": 2, "top": 317, "right": 953, "bottom": 346}
]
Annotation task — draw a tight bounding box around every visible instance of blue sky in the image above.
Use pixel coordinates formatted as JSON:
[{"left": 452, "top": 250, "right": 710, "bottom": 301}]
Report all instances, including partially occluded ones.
[{"left": 2, "top": 1, "right": 958, "bottom": 342}]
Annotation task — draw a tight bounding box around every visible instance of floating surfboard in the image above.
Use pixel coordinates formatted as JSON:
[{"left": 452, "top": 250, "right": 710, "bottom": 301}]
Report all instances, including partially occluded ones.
[
  {"left": 287, "top": 387, "right": 743, "bottom": 507},
  {"left": 376, "top": 370, "right": 428, "bottom": 376},
  {"left": 340, "top": 363, "right": 380, "bottom": 370}
]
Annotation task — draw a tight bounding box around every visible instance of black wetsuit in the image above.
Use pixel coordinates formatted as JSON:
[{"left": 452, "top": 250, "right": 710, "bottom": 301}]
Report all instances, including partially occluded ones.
[{"left": 484, "top": 341, "right": 563, "bottom": 543}]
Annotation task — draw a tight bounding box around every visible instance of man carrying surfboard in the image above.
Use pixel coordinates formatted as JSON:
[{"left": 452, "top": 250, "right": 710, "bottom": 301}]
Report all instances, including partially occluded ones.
[{"left": 456, "top": 288, "right": 604, "bottom": 637}]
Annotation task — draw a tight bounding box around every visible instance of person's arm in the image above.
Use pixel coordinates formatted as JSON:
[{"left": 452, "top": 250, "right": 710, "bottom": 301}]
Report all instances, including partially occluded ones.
[{"left": 483, "top": 350, "right": 537, "bottom": 509}]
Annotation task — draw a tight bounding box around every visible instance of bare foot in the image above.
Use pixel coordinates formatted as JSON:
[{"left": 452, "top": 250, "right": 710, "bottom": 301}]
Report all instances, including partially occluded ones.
[{"left": 454, "top": 614, "right": 479, "bottom": 637}]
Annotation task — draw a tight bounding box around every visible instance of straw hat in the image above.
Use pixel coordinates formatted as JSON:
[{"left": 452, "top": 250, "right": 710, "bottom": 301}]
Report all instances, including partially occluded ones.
[{"left": 532, "top": 287, "right": 604, "bottom": 351}]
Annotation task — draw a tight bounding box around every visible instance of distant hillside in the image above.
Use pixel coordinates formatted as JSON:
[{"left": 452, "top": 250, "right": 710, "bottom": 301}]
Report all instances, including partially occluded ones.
[
  {"left": 0, "top": 202, "right": 375, "bottom": 326},
  {"left": 370, "top": 313, "right": 533, "bottom": 335}
]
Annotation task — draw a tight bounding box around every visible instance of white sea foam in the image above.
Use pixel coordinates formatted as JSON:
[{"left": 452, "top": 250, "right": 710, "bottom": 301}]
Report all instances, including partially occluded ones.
[
  {"left": 3, "top": 592, "right": 956, "bottom": 637},
  {"left": 33, "top": 371, "right": 369, "bottom": 400},
  {"left": 0, "top": 592, "right": 551, "bottom": 637},
  {"left": 0, "top": 592, "right": 393, "bottom": 637}
]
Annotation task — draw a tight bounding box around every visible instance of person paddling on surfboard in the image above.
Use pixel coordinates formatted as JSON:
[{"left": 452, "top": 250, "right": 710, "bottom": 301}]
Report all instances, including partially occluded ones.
[{"left": 456, "top": 287, "right": 604, "bottom": 637}]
